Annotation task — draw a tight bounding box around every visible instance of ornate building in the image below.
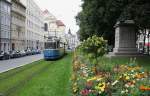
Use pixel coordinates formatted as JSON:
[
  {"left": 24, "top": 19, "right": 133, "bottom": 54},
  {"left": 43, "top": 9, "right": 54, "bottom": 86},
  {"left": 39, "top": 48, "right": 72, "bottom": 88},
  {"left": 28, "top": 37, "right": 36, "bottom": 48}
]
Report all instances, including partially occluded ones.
[
  {"left": 20, "top": 0, "right": 44, "bottom": 50},
  {"left": 0, "top": 0, "right": 11, "bottom": 52},
  {"left": 65, "top": 29, "right": 76, "bottom": 50},
  {"left": 43, "top": 9, "right": 66, "bottom": 41},
  {"left": 11, "top": 0, "right": 26, "bottom": 51},
  {"left": 56, "top": 20, "right": 66, "bottom": 38}
]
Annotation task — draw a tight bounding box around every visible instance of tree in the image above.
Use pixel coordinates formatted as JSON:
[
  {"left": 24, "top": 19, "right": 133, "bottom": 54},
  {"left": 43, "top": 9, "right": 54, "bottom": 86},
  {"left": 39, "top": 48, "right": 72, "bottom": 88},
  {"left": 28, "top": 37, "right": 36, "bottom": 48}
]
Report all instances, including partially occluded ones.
[
  {"left": 76, "top": 0, "right": 129, "bottom": 45},
  {"left": 76, "top": 0, "right": 150, "bottom": 47}
]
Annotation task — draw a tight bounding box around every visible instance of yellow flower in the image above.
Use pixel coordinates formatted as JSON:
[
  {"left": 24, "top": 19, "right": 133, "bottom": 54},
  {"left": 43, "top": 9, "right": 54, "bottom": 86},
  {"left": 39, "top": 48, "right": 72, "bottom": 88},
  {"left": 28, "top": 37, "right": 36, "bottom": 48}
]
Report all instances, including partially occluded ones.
[
  {"left": 125, "top": 76, "right": 130, "bottom": 80},
  {"left": 73, "top": 82, "right": 77, "bottom": 86},
  {"left": 72, "top": 82, "right": 78, "bottom": 93},
  {"left": 96, "top": 77, "right": 103, "bottom": 81},
  {"left": 132, "top": 80, "right": 136, "bottom": 84},
  {"left": 95, "top": 82, "right": 106, "bottom": 92},
  {"left": 87, "top": 77, "right": 97, "bottom": 82},
  {"left": 73, "top": 87, "right": 77, "bottom": 93},
  {"left": 119, "top": 75, "right": 122, "bottom": 79},
  {"left": 124, "top": 73, "right": 127, "bottom": 76}
]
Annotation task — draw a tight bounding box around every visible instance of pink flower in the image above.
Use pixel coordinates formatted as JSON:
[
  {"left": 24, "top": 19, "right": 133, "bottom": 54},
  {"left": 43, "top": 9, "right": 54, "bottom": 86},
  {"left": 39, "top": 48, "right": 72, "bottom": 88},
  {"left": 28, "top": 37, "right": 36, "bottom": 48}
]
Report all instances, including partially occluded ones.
[{"left": 80, "top": 89, "right": 90, "bottom": 96}]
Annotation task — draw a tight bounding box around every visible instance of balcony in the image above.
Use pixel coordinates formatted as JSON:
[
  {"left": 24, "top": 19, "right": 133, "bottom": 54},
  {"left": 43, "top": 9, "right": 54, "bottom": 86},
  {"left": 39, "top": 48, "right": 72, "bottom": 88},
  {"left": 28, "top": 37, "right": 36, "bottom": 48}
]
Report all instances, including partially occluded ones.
[
  {"left": 12, "top": 6, "right": 26, "bottom": 16},
  {"left": 12, "top": 17, "right": 25, "bottom": 27}
]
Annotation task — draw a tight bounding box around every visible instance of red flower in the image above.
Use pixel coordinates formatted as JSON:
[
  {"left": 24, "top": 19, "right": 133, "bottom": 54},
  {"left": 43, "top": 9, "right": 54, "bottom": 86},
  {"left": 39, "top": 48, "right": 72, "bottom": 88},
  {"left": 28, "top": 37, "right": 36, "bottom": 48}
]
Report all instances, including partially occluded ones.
[{"left": 80, "top": 89, "right": 90, "bottom": 96}]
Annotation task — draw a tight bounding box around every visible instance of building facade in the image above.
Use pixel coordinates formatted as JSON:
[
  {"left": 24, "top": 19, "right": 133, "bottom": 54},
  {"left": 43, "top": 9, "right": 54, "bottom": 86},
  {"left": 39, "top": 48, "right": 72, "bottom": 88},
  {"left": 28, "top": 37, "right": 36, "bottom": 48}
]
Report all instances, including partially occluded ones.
[
  {"left": 56, "top": 20, "right": 66, "bottom": 39},
  {"left": 43, "top": 9, "right": 66, "bottom": 41},
  {"left": 137, "top": 29, "right": 150, "bottom": 53},
  {"left": 0, "top": 0, "right": 11, "bottom": 52},
  {"left": 11, "top": 0, "right": 26, "bottom": 51},
  {"left": 20, "top": 0, "right": 44, "bottom": 50},
  {"left": 65, "top": 29, "right": 76, "bottom": 50}
]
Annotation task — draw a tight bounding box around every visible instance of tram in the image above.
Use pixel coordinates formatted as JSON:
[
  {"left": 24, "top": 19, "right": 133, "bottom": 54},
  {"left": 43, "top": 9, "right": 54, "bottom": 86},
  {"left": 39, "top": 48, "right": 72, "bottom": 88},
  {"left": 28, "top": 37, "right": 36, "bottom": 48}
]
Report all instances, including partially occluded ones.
[{"left": 43, "top": 37, "right": 66, "bottom": 60}]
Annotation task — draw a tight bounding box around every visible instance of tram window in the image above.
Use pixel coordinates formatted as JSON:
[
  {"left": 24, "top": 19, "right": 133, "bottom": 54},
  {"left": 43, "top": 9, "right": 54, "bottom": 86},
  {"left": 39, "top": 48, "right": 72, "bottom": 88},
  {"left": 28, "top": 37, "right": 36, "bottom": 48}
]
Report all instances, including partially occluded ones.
[
  {"left": 60, "top": 43, "right": 64, "bottom": 48},
  {"left": 56, "top": 41, "right": 60, "bottom": 48},
  {"left": 45, "top": 42, "right": 57, "bottom": 49}
]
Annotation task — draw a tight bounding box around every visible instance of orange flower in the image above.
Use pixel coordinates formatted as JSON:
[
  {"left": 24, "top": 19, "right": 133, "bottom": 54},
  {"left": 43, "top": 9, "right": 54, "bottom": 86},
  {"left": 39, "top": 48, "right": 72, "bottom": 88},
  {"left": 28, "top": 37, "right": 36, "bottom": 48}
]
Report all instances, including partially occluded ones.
[
  {"left": 140, "top": 85, "right": 150, "bottom": 91},
  {"left": 135, "top": 73, "right": 144, "bottom": 79},
  {"left": 140, "top": 85, "right": 146, "bottom": 91},
  {"left": 86, "top": 81, "right": 93, "bottom": 88}
]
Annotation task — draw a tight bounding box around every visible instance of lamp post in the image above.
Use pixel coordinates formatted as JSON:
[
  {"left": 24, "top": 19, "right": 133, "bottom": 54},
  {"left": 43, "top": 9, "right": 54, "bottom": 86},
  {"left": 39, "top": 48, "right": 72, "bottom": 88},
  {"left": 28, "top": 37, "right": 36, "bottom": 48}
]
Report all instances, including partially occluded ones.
[
  {"left": 55, "top": 29, "right": 57, "bottom": 38},
  {"left": 148, "top": 31, "right": 150, "bottom": 55}
]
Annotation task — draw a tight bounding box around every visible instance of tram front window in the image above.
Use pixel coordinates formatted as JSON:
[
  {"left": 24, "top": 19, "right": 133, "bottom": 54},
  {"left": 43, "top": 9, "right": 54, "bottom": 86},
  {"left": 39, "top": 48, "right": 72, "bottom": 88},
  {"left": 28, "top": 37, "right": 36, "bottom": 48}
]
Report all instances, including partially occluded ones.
[{"left": 45, "top": 42, "right": 59, "bottom": 49}]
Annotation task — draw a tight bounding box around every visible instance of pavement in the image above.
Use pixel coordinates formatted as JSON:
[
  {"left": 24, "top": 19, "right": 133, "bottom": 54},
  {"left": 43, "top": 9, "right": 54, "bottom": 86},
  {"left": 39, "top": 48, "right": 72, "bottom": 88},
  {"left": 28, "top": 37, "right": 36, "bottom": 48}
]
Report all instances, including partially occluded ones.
[{"left": 0, "top": 54, "right": 43, "bottom": 73}]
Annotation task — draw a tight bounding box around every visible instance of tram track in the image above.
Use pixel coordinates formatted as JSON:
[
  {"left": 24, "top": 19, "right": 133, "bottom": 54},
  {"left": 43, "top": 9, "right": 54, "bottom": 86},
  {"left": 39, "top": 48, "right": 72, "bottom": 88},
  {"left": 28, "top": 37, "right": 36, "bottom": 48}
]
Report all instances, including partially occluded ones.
[
  {"left": 0, "top": 53, "right": 72, "bottom": 96},
  {"left": 0, "top": 60, "right": 53, "bottom": 96},
  {"left": 4, "top": 62, "right": 53, "bottom": 96},
  {"left": 0, "top": 60, "right": 42, "bottom": 81}
]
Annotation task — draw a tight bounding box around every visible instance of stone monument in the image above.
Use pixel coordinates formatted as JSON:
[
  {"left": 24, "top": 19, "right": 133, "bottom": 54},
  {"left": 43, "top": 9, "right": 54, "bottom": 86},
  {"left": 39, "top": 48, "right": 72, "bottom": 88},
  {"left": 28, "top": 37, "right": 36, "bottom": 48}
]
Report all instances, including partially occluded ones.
[{"left": 110, "top": 20, "right": 140, "bottom": 56}]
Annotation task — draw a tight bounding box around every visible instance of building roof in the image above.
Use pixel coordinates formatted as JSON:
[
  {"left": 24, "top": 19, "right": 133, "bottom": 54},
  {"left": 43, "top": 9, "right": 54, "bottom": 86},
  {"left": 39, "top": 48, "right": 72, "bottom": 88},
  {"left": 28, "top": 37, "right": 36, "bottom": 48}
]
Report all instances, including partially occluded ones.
[
  {"left": 56, "top": 20, "right": 65, "bottom": 27},
  {"left": 43, "top": 9, "right": 55, "bottom": 17},
  {"left": 43, "top": 9, "right": 57, "bottom": 20},
  {"left": 43, "top": 9, "right": 49, "bottom": 15}
]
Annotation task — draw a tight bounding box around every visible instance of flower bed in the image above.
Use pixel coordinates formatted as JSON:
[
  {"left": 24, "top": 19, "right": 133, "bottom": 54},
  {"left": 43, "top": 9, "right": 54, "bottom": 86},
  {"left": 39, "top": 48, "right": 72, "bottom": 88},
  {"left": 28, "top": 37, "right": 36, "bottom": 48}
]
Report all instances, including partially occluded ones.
[{"left": 71, "top": 52, "right": 150, "bottom": 96}]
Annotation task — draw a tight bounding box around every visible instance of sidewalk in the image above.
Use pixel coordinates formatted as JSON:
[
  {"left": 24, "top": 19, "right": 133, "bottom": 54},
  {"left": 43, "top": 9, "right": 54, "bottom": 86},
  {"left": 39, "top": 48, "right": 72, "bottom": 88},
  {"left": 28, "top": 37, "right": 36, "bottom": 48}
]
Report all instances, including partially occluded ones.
[{"left": 0, "top": 54, "right": 43, "bottom": 73}]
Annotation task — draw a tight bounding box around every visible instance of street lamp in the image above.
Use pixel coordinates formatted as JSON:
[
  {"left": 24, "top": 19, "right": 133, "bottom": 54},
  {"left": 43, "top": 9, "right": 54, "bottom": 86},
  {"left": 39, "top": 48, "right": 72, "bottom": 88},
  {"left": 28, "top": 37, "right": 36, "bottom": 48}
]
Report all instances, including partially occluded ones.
[{"left": 148, "top": 31, "right": 150, "bottom": 55}]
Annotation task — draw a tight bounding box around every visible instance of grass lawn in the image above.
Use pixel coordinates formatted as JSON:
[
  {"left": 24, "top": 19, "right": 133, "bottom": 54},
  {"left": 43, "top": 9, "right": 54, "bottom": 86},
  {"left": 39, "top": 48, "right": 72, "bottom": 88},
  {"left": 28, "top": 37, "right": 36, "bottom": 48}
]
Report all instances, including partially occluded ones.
[{"left": 0, "top": 53, "right": 72, "bottom": 96}]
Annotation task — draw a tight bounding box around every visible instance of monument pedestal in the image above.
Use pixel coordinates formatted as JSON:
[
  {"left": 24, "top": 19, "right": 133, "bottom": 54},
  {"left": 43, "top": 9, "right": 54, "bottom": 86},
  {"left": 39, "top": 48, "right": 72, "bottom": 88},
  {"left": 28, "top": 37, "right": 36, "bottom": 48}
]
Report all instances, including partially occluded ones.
[{"left": 110, "top": 20, "right": 141, "bottom": 57}]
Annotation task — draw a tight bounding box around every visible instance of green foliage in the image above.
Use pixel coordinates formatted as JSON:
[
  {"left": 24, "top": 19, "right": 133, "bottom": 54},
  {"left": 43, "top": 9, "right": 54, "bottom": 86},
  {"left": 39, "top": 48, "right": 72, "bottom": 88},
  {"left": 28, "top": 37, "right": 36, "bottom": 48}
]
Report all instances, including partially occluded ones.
[
  {"left": 119, "top": 0, "right": 150, "bottom": 29},
  {"left": 76, "top": 0, "right": 129, "bottom": 45},
  {"left": 79, "top": 35, "right": 107, "bottom": 65},
  {"left": 76, "top": 0, "right": 150, "bottom": 45}
]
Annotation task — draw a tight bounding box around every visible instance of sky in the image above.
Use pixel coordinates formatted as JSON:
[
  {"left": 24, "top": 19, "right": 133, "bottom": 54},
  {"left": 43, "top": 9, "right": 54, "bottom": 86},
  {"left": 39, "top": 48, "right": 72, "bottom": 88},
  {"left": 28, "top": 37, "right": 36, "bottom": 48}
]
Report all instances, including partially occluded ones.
[{"left": 34, "top": 0, "right": 82, "bottom": 35}]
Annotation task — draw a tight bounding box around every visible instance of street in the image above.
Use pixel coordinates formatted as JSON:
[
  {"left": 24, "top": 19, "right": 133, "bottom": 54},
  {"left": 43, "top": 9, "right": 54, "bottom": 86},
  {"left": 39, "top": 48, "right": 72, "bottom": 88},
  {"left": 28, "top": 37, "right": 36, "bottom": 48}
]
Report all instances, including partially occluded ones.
[{"left": 0, "top": 54, "right": 43, "bottom": 73}]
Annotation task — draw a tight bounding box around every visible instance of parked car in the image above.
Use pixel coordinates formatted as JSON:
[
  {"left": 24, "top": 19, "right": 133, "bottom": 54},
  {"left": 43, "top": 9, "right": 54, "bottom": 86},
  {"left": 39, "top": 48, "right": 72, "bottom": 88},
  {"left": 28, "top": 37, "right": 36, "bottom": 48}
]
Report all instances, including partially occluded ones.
[
  {"left": 10, "top": 50, "right": 21, "bottom": 58},
  {"left": 4, "top": 52, "right": 10, "bottom": 60},
  {"left": 36, "top": 49, "right": 41, "bottom": 54},
  {"left": 9, "top": 51, "right": 15, "bottom": 58},
  {"left": 0, "top": 51, "right": 10, "bottom": 60},
  {"left": 25, "top": 49, "right": 32, "bottom": 55},
  {"left": 31, "top": 49, "right": 41, "bottom": 55},
  {"left": 20, "top": 50, "right": 26, "bottom": 57},
  {"left": 31, "top": 49, "right": 36, "bottom": 55},
  {"left": 10, "top": 51, "right": 16, "bottom": 58},
  {"left": 0, "top": 51, "right": 4, "bottom": 60},
  {"left": 16, "top": 50, "right": 21, "bottom": 57}
]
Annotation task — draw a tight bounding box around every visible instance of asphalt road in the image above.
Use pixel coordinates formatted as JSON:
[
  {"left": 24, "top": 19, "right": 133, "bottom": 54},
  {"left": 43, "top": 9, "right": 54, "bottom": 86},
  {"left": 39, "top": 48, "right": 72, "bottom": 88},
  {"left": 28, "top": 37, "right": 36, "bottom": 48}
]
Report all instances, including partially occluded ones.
[{"left": 0, "top": 54, "right": 43, "bottom": 73}]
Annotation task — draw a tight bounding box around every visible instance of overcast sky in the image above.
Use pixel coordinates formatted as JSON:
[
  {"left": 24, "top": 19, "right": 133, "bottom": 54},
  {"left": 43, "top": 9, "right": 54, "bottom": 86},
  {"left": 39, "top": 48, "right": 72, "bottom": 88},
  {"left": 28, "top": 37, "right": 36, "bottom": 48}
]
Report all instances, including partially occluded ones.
[{"left": 34, "top": 0, "right": 82, "bottom": 34}]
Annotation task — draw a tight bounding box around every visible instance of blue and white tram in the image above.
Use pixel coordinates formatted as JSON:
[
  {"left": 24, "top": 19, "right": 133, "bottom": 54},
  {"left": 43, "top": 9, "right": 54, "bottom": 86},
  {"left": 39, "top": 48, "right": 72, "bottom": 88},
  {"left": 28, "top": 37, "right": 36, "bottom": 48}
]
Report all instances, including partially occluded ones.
[{"left": 43, "top": 38, "right": 65, "bottom": 60}]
